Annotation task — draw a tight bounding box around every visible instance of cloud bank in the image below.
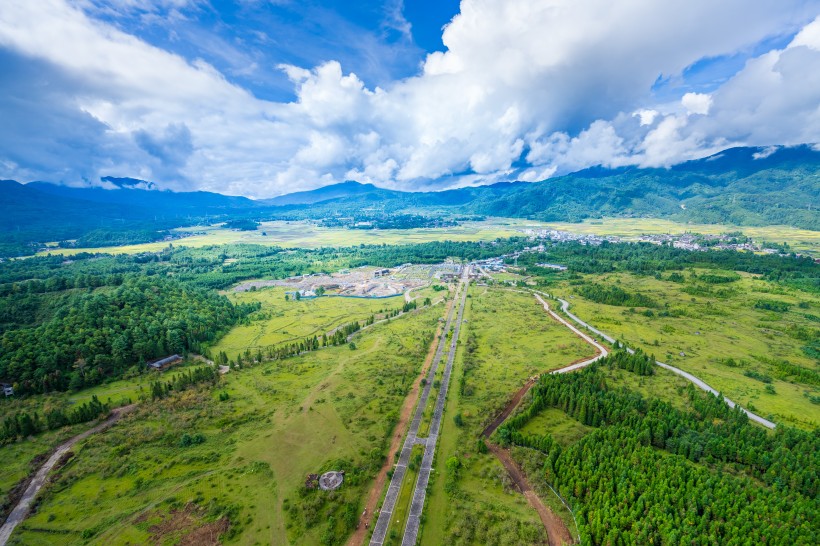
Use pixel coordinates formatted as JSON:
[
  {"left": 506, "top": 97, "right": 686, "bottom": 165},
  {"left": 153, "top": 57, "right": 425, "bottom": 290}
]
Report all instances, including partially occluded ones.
[{"left": 0, "top": 0, "right": 818, "bottom": 196}]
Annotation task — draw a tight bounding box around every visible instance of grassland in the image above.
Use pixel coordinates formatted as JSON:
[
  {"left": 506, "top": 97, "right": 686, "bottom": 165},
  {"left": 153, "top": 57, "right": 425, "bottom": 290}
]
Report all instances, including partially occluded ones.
[
  {"left": 210, "top": 286, "right": 408, "bottom": 361},
  {"left": 37, "top": 218, "right": 548, "bottom": 257},
  {"left": 557, "top": 270, "right": 820, "bottom": 428},
  {"left": 0, "top": 362, "right": 209, "bottom": 513},
  {"left": 417, "top": 286, "right": 596, "bottom": 545},
  {"left": 6, "top": 303, "right": 441, "bottom": 545}
]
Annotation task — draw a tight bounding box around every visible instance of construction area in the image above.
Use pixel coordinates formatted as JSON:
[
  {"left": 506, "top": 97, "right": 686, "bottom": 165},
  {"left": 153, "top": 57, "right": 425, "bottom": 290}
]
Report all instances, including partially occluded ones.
[{"left": 232, "top": 263, "right": 463, "bottom": 298}]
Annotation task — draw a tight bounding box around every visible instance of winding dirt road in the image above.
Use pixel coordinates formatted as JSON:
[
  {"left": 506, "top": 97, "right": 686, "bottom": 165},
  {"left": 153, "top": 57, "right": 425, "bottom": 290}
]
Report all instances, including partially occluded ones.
[
  {"left": 478, "top": 294, "right": 606, "bottom": 546},
  {"left": 0, "top": 404, "right": 137, "bottom": 546}
]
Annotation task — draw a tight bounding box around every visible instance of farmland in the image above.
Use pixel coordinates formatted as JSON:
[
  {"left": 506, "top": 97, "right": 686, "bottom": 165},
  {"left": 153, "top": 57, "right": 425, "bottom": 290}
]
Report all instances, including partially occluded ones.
[{"left": 37, "top": 218, "right": 547, "bottom": 257}]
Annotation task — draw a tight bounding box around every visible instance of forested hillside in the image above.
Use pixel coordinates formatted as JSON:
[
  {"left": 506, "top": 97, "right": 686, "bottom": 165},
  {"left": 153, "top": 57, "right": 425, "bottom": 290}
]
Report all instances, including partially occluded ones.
[
  {"left": 2, "top": 145, "right": 818, "bottom": 257},
  {"left": 465, "top": 146, "right": 820, "bottom": 228},
  {"left": 0, "top": 276, "right": 251, "bottom": 394}
]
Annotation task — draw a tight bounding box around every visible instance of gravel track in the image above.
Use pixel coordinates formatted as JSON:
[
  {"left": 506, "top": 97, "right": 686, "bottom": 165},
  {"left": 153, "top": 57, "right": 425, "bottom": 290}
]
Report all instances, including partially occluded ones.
[
  {"left": 550, "top": 295, "right": 776, "bottom": 429},
  {"left": 0, "top": 404, "right": 137, "bottom": 546}
]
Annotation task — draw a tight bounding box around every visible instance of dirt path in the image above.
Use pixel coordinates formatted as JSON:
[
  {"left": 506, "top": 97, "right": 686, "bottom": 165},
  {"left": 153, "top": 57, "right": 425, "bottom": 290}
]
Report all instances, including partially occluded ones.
[
  {"left": 476, "top": 292, "right": 610, "bottom": 546},
  {"left": 481, "top": 375, "right": 573, "bottom": 546},
  {"left": 346, "top": 295, "right": 455, "bottom": 546},
  {"left": 0, "top": 404, "right": 137, "bottom": 546},
  {"left": 486, "top": 442, "right": 572, "bottom": 546}
]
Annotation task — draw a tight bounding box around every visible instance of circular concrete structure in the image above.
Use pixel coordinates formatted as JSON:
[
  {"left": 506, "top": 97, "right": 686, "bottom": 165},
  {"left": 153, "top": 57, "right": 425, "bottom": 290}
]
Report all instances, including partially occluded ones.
[{"left": 318, "top": 471, "right": 344, "bottom": 491}]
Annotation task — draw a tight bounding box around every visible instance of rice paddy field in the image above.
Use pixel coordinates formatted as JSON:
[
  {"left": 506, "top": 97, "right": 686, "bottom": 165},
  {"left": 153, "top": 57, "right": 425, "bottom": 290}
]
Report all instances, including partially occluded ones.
[{"left": 555, "top": 270, "right": 820, "bottom": 429}]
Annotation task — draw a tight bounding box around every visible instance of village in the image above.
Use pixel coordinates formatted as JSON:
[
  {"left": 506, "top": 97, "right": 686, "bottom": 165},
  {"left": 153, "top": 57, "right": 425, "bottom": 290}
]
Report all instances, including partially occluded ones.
[{"left": 522, "top": 227, "right": 793, "bottom": 255}]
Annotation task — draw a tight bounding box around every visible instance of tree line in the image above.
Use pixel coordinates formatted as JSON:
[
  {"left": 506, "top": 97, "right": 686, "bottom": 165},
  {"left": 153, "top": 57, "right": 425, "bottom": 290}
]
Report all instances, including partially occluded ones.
[
  {"left": 150, "top": 365, "right": 220, "bottom": 401},
  {"left": 495, "top": 354, "right": 818, "bottom": 544},
  {"left": 1, "top": 395, "right": 109, "bottom": 443}
]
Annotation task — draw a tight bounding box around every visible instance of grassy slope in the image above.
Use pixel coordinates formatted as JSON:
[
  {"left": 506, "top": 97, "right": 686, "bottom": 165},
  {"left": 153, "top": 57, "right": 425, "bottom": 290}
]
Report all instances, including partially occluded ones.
[
  {"left": 559, "top": 271, "right": 820, "bottom": 428},
  {"left": 419, "top": 286, "right": 595, "bottom": 545},
  {"left": 0, "top": 362, "right": 212, "bottom": 510},
  {"left": 8, "top": 305, "right": 440, "bottom": 545}
]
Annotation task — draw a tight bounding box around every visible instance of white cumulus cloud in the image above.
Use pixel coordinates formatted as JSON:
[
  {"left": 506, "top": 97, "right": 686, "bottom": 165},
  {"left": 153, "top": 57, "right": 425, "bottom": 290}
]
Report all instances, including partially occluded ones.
[{"left": 0, "top": 0, "right": 819, "bottom": 195}]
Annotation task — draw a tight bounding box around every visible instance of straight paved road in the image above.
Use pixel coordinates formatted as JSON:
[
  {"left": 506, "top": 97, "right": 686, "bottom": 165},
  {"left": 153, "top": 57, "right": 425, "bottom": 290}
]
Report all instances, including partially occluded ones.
[
  {"left": 369, "top": 268, "right": 467, "bottom": 546},
  {"left": 401, "top": 265, "right": 470, "bottom": 546}
]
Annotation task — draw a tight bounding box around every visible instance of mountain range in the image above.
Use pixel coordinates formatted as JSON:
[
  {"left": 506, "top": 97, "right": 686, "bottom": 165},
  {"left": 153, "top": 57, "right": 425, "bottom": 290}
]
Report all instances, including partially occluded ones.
[{"left": 1, "top": 144, "right": 818, "bottom": 257}]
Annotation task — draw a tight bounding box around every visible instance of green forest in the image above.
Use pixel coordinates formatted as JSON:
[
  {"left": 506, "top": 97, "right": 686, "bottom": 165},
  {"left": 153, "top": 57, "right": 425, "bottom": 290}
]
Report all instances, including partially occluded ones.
[
  {"left": 1, "top": 237, "right": 817, "bottom": 396},
  {"left": 497, "top": 352, "right": 818, "bottom": 545}
]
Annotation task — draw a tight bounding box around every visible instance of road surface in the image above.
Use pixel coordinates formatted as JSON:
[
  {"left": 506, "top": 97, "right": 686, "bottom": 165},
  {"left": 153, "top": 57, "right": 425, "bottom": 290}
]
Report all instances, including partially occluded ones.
[
  {"left": 368, "top": 268, "right": 468, "bottom": 546},
  {"left": 347, "top": 295, "right": 455, "bottom": 546},
  {"left": 400, "top": 265, "right": 470, "bottom": 546},
  {"left": 550, "top": 295, "right": 776, "bottom": 429},
  {"left": 0, "top": 404, "right": 137, "bottom": 546}
]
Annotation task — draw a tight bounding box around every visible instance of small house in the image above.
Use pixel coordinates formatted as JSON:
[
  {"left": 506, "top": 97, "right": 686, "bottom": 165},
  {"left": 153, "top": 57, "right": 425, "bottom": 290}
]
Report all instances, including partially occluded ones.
[
  {"left": 147, "top": 354, "right": 183, "bottom": 371},
  {"left": 1, "top": 383, "right": 13, "bottom": 397}
]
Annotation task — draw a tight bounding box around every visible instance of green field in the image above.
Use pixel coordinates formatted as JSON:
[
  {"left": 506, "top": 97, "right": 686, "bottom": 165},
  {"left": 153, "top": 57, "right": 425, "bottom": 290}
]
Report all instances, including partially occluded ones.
[
  {"left": 418, "top": 286, "right": 596, "bottom": 545},
  {"left": 210, "top": 286, "right": 410, "bottom": 361},
  {"left": 557, "top": 270, "right": 820, "bottom": 428},
  {"left": 0, "top": 362, "right": 208, "bottom": 512},
  {"left": 37, "top": 218, "right": 548, "bottom": 257},
  {"left": 6, "top": 305, "right": 440, "bottom": 545}
]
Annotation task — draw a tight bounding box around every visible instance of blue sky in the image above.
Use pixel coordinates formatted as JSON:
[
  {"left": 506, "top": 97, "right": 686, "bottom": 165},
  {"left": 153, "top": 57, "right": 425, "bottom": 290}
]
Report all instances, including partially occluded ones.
[
  {"left": 1, "top": 1, "right": 819, "bottom": 197},
  {"left": 86, "top": 0, "right": 462, "bottom": 101}
]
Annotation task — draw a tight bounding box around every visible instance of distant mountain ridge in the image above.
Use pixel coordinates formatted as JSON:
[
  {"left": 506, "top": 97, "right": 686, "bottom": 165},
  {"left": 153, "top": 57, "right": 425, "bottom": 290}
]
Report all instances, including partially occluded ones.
[
  {"left": 1, "top": 144, "right": 818, "bottom": 257},
  {"left": 260, "top": 180, "right": 403, "bottom": 206},
  {"left": 262, "top": 145, "right": 819, "bottom": 229}
]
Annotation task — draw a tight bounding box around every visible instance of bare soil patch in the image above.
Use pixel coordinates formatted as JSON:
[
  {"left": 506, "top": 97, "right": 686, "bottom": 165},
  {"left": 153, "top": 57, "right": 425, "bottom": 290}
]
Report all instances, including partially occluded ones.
[{"left": 147, "top": 503, "right": 229, "bottom": 546}]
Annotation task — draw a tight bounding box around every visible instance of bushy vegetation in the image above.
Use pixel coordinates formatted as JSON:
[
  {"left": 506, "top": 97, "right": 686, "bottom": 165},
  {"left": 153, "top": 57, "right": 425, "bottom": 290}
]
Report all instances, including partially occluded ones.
[
  {"left": 577, "top": 283, "right": 657, "bottom": 307},
  {"left": 0, "top": 276, "right": 250, "bottom": 394},
  {"left": 149, "top": 366, "right": 220, "bottom": 401},
  {"left": 497, "top": 364, "right": 819, "bottom": 545},
  {"left": 2, "top": 395, "right": 109, "bottom": 443}
]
